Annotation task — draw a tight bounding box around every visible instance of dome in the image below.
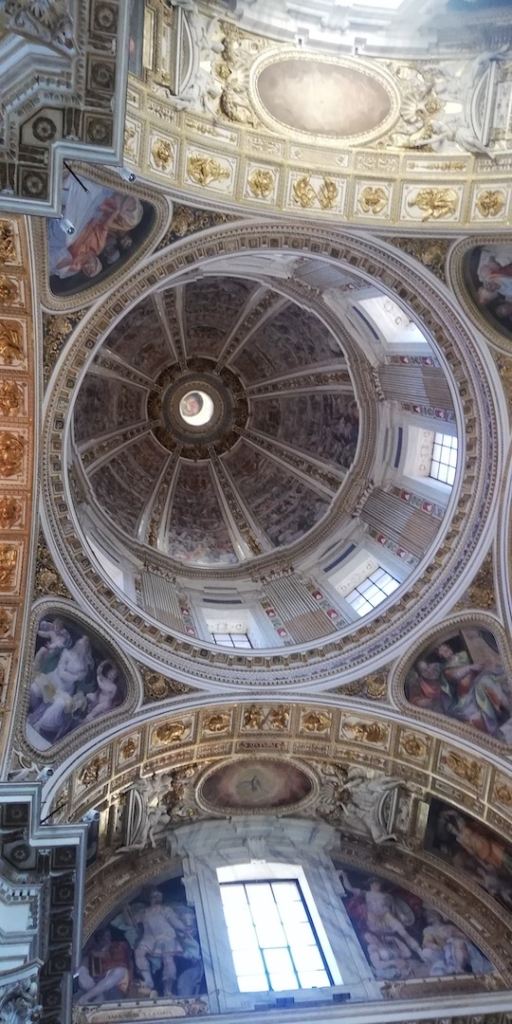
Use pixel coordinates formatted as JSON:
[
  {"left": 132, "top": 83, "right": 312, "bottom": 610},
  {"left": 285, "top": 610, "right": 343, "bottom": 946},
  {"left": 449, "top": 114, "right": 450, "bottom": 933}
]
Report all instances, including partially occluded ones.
[
  {"left": 73, "top": 273, "right": 359, "bottom": 568},
  {"left": 54, "top": 224, "right": 480, "bottom": 667}
]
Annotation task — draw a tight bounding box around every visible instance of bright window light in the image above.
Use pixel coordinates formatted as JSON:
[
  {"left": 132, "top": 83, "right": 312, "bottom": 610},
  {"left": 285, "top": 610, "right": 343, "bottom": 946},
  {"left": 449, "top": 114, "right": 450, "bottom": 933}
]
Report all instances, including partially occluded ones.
[
  {"left": 353, "top": 0, "right": 403, "bottom": 7},
  {"left": 211, "top": 632, "right": 253, "bottom": 649},
  {"left": 346, "top": 567, "right": 400, "bottom": 617},
  {"left": 429, "top": 432, "right": 458, "bottom": 486},
  {"left": 220, "top": 880, "right": 333, "bottom": 993}
]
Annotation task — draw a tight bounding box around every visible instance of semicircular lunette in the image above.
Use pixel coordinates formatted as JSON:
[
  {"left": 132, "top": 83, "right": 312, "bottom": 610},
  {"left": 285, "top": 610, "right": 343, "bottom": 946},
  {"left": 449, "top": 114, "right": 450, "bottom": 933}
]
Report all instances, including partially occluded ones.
[
  {"left": 26, "top": 609, "right": 129, "bottom": 752},
  {"left": 404, "top": 621, "right": 512, "bottom": 745}
]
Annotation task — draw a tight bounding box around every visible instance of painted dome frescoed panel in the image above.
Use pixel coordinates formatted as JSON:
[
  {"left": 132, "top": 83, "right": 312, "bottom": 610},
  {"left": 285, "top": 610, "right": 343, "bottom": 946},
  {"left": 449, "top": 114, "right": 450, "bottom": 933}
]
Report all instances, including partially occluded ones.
[{"left": 253, "top": 54, "right": 398, "bottom": 143}]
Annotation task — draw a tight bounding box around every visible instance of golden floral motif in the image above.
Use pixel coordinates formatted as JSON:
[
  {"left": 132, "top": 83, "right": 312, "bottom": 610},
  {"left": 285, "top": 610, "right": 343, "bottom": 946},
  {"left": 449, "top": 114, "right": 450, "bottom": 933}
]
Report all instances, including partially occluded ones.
[
  {"left": 0, "top": 323, "right": 23, "bottom": 365},
  {"left": 476, "top": 190, "right": 506, "bottom": 218},
  {"left": 248, "top": 169, "right": 275, "bottom": 199},
  {"left": 342, "top": 719, "right": 387, "bottom": 744},
  {"left": 156, "top": 720, "right": 188, "bottom": 743},
  {"left": 358, "top": 186, "right": 388, "bottom": 215},
  {"left": 151, "top": 138, "right": 174, "bottom": 171},
  {"left": 204, "top": 712, "right": 230, "bottom": 733},
  {"left": 442, "top": 750, "right": 482, "bottom": 786},
  {"left": 79, "top": 756, "right": 107, "bottom": 786},
  {"left": 120, "top": 738, "right": 136, "bottom": 760},
  {"left": 0, "top": 607, "right": 13, "bottom": 636},
  {"left": 0, "top": 277, "right": 18, "bottom": 303},
  {"left": 0, "top": 222, "right": 15, "bottom": 264},
  {"left": 408, "top": 187, "right": 458, "bottom": 221},
  {"left": 0, "top": 432, "right": 24, "bottom": 477},
  {"left": 0, "top": 381, "right": 22, "bottom": 416},
  {"left": 400, "top": 733, "right": 427, "bottom": 759},
  {"left": 0, "top": 496, "right": 22, "bottom": 529},
  {"left": 292, "top": 175, "right": 338, "bottom": 211},
  {"left": 0, "top": 544, "right": 17, "bottom": 588},
  {"left": 187, "top": 155, "right": 230, "bottom": 188},
  {"left": 302, "top": 710, "right": 331, "bottom": 733}
]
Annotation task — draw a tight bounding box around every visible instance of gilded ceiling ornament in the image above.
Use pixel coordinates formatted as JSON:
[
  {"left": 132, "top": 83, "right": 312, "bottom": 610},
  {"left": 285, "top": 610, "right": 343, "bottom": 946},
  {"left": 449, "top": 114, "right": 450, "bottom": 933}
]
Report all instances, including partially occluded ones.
[
  {"left": 0, "top": 222, "right": 15, "bottom": 263},
  {"left": 187, "top": 155, "right": 230, "bottom": 187},
  {"left": 441, "top": 750, "right": 482, "bottom": 786},
  {"left": 408, "top": 187, "right": 458, "bottom": 221},
  {"left": 0, "top": 607, "right": 13, "bottom": 637},
  {"left": 151, "top": 138, "right": 174, "bottom": 171},
  {"left": 476, "top": 190, "right": 506, "bottom": 218},
  {"left": 0, "top": 432, "right": 24, "bottom": 477},
  {"left": 292, "top": 175, "right": 338, "bottom": 211},
  {"left": 243, "top": 704, "right": 264, "bottom": 729},
  {"left": 0, "top": 380, "right": 22, "bottom": 416},
  {"left": 142, "top": 668, "right": 193, "bottom": 703},
  {"left": 302, "top": 710, "right": 331, "bottom": 733},
  {"left": 400, "top": 733, "right": 427, "bottom": 759},
  {"left": 494, "top": 780, "right": 512, "bottom": 806},
  {"left": 247, "top": 169, "right": 274, "bottom": 199},
  {"left": 385, "top": 237, "right": 449, "bottom": 283},
  {"left": 268, "top": 706, "right": 289, "bottom": 729},
  {"left": 0, "top": 276, "right": 18, "bottom": 303},
  {"left": 456, "top": 551, "right": 495, "bottom": 611},
  {"left": 120, "top": 738, "right": 136, "bottom": 760},
  {"left": 340, "top": 674, "right": 388, "bottom": 700},
  {"left": 358, "top": 186, "right": 388, "bottom": 215},
  {"left": 155, "top": 720, "right": 188, "bottom": 743},
  {"left": 0, "top": 496, "right": 22, "bottom": 529},
  {"left": 34, "top": 536, "right": 70, "bottom": 598},
  {"left": 0, "top": 323, "right": 23, "bottom": 365},
  {"left": 43, "top": 312, "right": 83, "bottom": 384},
  {"left": 342, "top": 720, "right": 387, "bottom": 743},
  {"left": 79, "top": 756, "right": 107, "bottom": 786},
  {"left": 204, "top": 712, "right": 230, "bottom": 733}
]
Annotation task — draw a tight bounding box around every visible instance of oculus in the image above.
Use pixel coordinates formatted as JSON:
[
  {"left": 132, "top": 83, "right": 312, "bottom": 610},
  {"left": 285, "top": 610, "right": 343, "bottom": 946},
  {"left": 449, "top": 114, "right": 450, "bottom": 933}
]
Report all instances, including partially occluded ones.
[{"left": 179, "top": 389, "right": 214, "bottom": 426}]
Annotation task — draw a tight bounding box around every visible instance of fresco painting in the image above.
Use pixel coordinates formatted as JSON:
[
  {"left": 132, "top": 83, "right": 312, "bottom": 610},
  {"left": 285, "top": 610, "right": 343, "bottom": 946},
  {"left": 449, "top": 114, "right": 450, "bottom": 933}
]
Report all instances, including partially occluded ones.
[
  {"left": 76, "top": 878, "right": 205, "bottom": 1005},
  {"left": 405, "top": 625, "right": 512, "bottom": 742},
  {"left": 426, "top": 799, "right": 512, "bottom": 914},
  {"left": 200, "top": 758, "right": 312, "bottom": 811},
  {"left": 338, "top": 865, "right": 491, "bottom": 981},
  {"left": 27, "top": 613, "right": 126, "bottom": 751},
  {"left": 462, "top": 245, "right": 512, "bottom": 342},
  {"left": 47, "top": 171, "right": 155, "bottom": 296}
]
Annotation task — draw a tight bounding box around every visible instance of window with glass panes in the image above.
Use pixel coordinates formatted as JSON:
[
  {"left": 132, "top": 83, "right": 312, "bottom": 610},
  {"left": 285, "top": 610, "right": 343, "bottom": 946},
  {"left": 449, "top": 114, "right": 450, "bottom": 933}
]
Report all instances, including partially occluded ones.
[
  {"left": 345, "top": 566, "right": 400, "bottom": 617},
  {"left": 429, "top": 432, "right": 458, "bottom": 486},
  {"left": 211, "top": 632, "right": 252, "bottom": 649},
  {"left": 220, "top": 880, "right": 333, "bottom": 993}
]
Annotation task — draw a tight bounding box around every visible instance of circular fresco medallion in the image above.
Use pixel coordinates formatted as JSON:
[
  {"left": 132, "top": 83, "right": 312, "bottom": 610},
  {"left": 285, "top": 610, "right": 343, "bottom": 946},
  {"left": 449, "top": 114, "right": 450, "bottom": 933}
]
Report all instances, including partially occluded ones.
[
  {"left": 252, "top": 52, "right": 399, "bottom": 144},
  {"left": 198, "top": 758, "right": 314, "bottom": 812}
]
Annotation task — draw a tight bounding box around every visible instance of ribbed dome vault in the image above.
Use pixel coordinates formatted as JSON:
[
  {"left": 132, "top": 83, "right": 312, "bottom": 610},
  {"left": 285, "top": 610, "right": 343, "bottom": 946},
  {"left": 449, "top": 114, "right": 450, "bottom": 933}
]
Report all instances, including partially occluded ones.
[{"left": 73, "top": 274, "right": 359, "bottom": 568}]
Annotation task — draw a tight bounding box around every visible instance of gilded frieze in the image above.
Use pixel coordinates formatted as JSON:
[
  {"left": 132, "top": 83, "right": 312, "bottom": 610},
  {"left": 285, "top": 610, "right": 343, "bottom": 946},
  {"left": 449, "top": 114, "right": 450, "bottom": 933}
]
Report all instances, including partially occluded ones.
[
  {"left": 0, "top": 216, "right": 36, "bottom": 766},
  {"left": 122, "top": 16, "right": 512, "bottom": 231}
]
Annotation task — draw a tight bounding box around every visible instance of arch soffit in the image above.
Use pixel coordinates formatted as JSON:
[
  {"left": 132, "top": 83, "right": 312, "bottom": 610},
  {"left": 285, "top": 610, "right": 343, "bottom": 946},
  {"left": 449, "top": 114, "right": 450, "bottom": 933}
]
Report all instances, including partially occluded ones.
[{"left": 43, "top": 696, "right": 512, "bottom": 851}]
